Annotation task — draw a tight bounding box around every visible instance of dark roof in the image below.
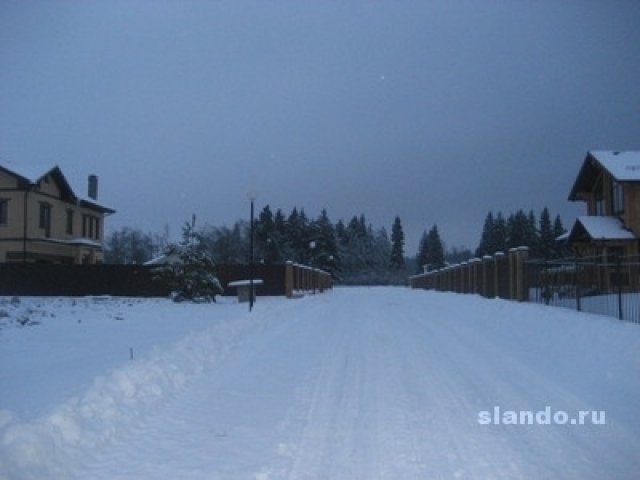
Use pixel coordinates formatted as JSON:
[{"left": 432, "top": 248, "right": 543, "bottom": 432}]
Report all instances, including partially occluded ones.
[{"left": 0, "top": 164, "right": 115, "bottom": 214}]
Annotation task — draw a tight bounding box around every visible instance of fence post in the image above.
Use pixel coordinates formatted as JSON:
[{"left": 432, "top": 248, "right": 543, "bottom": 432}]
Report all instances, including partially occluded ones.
[
  {"left": 474, "top": 258, "right": 482, "bottom": 295},
  {"left": 517, "top": 247, "right": 529, "bottom": 302},
  {"left": 508, "top": 248, "right": 517, "bottom": 300},
  {"left": 494, "top": 252, "right": 507, "bottom": 299},
  {"left": 482, "top": 255, "right": 493, "bottom": 298},
  {"left": 285, "top": 261, "right": 294, "bottom": 298},
  {"left": 616, "top": 254, "right": 623, "bottom": 320}
]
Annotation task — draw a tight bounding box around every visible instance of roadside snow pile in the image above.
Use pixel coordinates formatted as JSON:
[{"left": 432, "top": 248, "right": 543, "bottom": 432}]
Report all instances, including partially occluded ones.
[{"left": 0, "top": 296, "right": 271, "bottom": 480}]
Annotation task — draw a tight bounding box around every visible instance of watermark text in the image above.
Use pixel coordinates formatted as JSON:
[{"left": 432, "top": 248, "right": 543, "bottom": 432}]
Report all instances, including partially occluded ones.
[{"left": 478, "top": 406, "right": 605, "bottom": 425}]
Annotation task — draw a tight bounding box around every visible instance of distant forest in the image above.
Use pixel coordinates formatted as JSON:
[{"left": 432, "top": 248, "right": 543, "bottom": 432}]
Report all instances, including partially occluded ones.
[{"left": 105, "top": 205, "right": 567, "bottom": 283}]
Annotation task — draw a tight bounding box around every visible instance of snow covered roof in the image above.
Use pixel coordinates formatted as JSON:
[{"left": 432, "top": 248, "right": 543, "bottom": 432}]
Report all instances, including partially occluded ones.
[
  {"left": 589, "top": 151, "right": 640, "bottom": 181},
  {"left": 567, "top": 216, "right": 637, "bottom": 243},
  {"left": 569, "top": 151, "right": 640, "bottom": 200},
  {"left": 144, "top": 251, "right": 183, "bottom": 266}
]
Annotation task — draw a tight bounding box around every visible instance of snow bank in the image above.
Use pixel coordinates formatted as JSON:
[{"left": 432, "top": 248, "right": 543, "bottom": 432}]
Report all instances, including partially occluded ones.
[{"left": 0, "top": 299, "right": 268, "bottom": 480}]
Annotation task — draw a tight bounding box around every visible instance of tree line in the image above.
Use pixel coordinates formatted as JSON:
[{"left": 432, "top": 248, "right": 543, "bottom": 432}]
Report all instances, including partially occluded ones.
[
  {"left": 475, "top": 207, "right": 567, "bottom": 260},
  {"left": 105, "top": 205, "right": 568, "bottom": 282},
  {"left": 105, "top": 207, "right": 412, "bottom": 285}
]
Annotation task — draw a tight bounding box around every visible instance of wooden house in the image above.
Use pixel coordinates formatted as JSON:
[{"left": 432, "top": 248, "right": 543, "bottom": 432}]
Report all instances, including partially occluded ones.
[{"left": 567, "top": 151, "right": 640, "bottom": 258}]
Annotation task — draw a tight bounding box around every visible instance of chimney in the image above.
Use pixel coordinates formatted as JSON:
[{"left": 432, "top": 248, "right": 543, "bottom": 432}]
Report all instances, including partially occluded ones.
[{"left": 88, "top": 174, "right": 98, "bottom": 200}]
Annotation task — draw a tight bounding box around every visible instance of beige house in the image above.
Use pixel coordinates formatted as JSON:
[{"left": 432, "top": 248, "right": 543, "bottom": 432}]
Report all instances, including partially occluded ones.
[
  {"left": 0, "top": 165, "right": 115, "bottom": 264},
  {"left": 567, "top": 151, "right": 640, "bottom": 258}
]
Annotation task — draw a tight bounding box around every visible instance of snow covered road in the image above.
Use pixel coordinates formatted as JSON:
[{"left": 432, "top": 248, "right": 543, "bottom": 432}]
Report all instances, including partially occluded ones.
[{"left": 2, "top": 288, "right": 639, "bottom": 479}]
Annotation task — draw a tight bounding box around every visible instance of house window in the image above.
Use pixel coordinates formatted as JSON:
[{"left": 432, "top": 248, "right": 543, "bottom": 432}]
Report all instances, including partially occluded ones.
[
  {"left": 612, "top": 181, "right": 624, "bottom": 216},
  {"left": 595, "top": 194, "right": 605, "bottom": 216},
  {"left": 66, "top": 209, "right": 74, "bottom": 235},
  {"left": 83, "top": 215, "right": 90, "bottom": 238},
  {"left": 82, "top": 214, "right": 100, "bottom": 240},
  {"left": 0, "top": 199, "right": 8, "bottom": 225},
  {"left": 39, "top": 203, "right": 52, "bottom": 237}
]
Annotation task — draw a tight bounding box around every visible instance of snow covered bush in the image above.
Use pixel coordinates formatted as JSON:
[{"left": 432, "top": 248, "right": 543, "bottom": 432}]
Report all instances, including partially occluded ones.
[{"left": 153, "top": 218, "right": 223, "bottom": 303}]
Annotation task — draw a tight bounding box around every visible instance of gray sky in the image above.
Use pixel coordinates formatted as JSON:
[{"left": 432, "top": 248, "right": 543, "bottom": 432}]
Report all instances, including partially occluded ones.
[{"left": 2, "top": 1, "right": 639, "bottom": 255}]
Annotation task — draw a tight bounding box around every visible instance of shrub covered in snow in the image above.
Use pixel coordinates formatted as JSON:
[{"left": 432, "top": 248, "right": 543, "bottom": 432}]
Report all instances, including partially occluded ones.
[{"left": 153, "top": 218, "right": 223, "bottom": 303}]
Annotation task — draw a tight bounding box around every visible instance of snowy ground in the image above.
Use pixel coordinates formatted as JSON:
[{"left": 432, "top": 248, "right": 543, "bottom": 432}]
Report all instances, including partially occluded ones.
[{"left": 1, "top": 288, "right": 639, "bottom": 479}]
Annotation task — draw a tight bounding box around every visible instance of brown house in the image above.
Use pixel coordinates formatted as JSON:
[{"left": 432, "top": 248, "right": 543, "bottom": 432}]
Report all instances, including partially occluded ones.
[
  {"left": 567, "top": 151, "right": 640, "bottom": 258},
  {"left": 0, "top": 165, "right": 115, "bottom": 264}
]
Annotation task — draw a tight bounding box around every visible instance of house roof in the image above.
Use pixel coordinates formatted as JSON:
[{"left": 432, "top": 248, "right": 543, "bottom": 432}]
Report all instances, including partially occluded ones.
[
  {"left": 567, "top": 216, "right": 637, "bottom": 243},
  {"left": 2, "top": 164, "right": 52, "bottom": 183},
  {"left": 1, "top": 164, "right": 115, "bottom": 214},
  {"left": 569, "top": 151, "right": 640, "bottom": 200},
  {"left": 144, "top": 250, "right": 183, "bottom": 266}
]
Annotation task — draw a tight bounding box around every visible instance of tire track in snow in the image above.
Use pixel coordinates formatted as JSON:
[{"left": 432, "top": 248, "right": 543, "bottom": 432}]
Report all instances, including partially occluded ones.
[{"left": 16, "top": 288, "right": 638, "bottom": 479}]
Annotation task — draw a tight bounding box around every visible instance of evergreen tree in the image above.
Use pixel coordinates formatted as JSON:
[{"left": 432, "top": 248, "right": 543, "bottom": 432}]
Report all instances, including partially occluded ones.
[
  {"left": 494, "top": 212, "right": 508, "bottom": 253},
  {"left": 505, "top": 209, "right": 541, "bottom": 252},
  {"left": 476, "top": 211, "right": 495, "bottom": 257},
  {"left": 155, "top": 217, "right": 223, "bottom": 303},
  {"left": 390, "top": 216, "right": 405, "bottom": 269},
  {"left": 335, "top": 219, "right": 348, "bottom": 246},
  {"left": 417, "top": 230, "right": 429, "bottom": 272},
  {"left": 286, "top": 207, "right": 311, "bottom": 262},
  {"left": 422, "top": 225, "right": 445, "bottom": 271},
  {"left": 553, "top": 215, "right": 566, "bottom": 239},
  {"left": 310, "top": 209, "right": 339, "bottom": 274},
  {"left": 527, "top": 210, "right": 539, "bottom": 255},
  {"left": 538, "top": 207, "right": 555, "bottom": 259},
  {"left": 507, "top": 210, "right": 529, "bottom": 248},
  {"left": 553, "top": 215, "right": 568, "bottom": 258},
  {"left": 255, "top": 205, "right": 281, "bottom": 264}
]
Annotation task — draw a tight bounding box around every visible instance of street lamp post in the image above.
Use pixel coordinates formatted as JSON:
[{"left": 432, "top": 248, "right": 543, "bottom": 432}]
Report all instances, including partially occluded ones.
[
  {"left": 309, "top": 240, "right": 317, "bottom": 294},
  {"left": 249, "top": 193, "right": 256, "bottom": 312}
]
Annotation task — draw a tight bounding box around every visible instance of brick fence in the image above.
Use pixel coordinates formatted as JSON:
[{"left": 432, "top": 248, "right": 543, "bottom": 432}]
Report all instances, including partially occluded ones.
[
  {"left": 409, "top": 247, "right": 530, "bottom": 301},
  {"left": 410, "top": 249, "right": 640, "bottom": 323},
  {"left": 0, "top": 262, "right": 332, "bottom": 298}
]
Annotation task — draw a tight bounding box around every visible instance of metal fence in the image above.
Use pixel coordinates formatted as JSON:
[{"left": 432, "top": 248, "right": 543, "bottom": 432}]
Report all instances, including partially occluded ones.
[{"left": 527, "top": 255, "right": 640, "bottom": 323}]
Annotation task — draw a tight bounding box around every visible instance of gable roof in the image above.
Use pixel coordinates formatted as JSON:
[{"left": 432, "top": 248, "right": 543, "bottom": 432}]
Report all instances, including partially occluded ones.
[
  {"left": 0, "top": 164, "right": 115, "bottom": 214},
  {"left": 569, "top": 151, "right": 640, "bottom": 201},
  {"left": 567, "top": 216, "right": 636, "bottom": 243}
]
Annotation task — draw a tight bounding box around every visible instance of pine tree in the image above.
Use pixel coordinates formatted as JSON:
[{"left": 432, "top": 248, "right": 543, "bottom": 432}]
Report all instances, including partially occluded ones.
[
  {"left": 507, "top": 210, "right": 529, "bottom": 248},
  {"left": 390, "top": 216, "right": 405, "bottom": 269},
  {"left": 423, "top": 225, "right": 445, "bottom": 271},
  {"left": 417, "top": 230, "right": 429, "bottom": 272},
  {"left": 538, "top": 207, "right": 555, "bottom": 259},
  {"left": 553, "top": 215, "right": 566, "bottom": 239},
  {"left": 527, "top": 210, "right": 538, "bottom": 255},
  {"left": 256, "top": 205, "right": 281, "bottom": 264},
  {"left": 494, "top": 212, "right": 508, "bottom": 253},
  {"left": 553, "top": 215, "right": 568, "bottom": 258},
  {"left": 154, "top": 216, "right": 223, "bottom": 303},
  {"left": 311, "top": 209, "right": 339, "bottom": 273},
  {"left": 476, "top": 211, "right": 495, "bottom": 257}
]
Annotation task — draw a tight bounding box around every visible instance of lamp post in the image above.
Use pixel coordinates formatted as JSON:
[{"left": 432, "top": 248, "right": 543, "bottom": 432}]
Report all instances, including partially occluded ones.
[
  {"left": 309, "top": 240, "right": 317, "bottom": 294},
  {"left": 248, "top": 192, "right": 257, "bottom": 312}
]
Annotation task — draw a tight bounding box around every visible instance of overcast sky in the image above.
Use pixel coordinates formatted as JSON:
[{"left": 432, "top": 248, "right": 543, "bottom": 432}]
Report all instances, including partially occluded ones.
[{"left": 2, "top": 1, "right": 639, "bottom": 254}]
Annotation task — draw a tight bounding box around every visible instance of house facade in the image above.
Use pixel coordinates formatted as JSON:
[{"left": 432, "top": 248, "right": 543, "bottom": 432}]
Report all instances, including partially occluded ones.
[
  {"left": 0, "top": 165, "right": 115, "bottom": 264},
  {"left": 567, "top": 151, "right": 640, "bottom": 258}
]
